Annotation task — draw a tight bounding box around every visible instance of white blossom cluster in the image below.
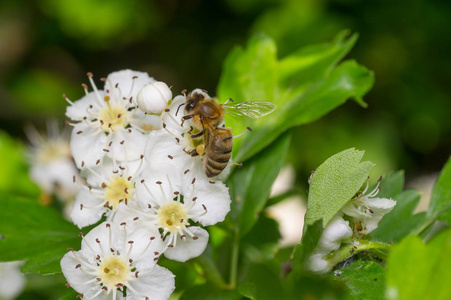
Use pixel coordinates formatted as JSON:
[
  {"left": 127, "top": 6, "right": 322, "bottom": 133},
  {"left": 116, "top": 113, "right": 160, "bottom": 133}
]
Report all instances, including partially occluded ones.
[
  {"left": 307, "top": 178, "right": 396, "bottom": 274},
  {"left": 59, "top": 70, "right": 232, "bottom": 300}
]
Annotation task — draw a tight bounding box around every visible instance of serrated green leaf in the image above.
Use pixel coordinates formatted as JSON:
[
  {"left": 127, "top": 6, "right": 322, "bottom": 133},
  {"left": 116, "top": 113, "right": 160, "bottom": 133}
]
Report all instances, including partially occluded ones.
[
  {"left": 227, "top": 132, "right": 291, "bottom": 236},
  {"left": 427, "top": 156, "right": 451, "bottom": 224},
  {"left": 218, "top": 32, "right": 374, "bottom": 164},
  {"left": 338, "top": 261, "right": 385, "bottom": 300},
  {"left": 386, "top": 229, "right": 451, "bottom": 300},
  {"left": 305, "top": 148, "right": 374, "bottom": 227},
  {"left": 0, "top": 195, "right": 82, "bottom": 274}
]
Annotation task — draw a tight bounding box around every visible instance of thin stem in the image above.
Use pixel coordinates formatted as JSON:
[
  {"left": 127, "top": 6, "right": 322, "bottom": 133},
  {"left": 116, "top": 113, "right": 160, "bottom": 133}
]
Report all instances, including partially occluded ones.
[
  {"left": 229, "top": 227, "right": 240, "bottom": 289},
  {"left": 329, "top": 239, "right": 393, "bottom": 267}
]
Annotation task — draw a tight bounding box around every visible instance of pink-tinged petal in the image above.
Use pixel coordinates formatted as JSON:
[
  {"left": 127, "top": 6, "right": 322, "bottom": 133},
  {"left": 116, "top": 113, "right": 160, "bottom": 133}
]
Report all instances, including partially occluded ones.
[
  {"left": 126, "top": 265, "right": 175, "bottom": 300},
  {"left": 107, "top": 129, "right": 146, "bottom": 162},
  {"left": 66, "top": 92, "right": 102, "bottom": 121},
  {"left": 70, "top": 123, "right": 107, "bottom": 169},
  {"left": 70, "top": 189, "right": 105, "bottom": 229},
  {"left": 163, "top": 227, "right": 209, "bottom": 262}
]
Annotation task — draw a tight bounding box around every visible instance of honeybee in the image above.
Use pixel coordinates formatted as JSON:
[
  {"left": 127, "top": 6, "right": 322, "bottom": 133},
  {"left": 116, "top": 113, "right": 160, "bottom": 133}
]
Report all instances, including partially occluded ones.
[{"left": 179, "top": 89, "right": 277, "bottom": 178}]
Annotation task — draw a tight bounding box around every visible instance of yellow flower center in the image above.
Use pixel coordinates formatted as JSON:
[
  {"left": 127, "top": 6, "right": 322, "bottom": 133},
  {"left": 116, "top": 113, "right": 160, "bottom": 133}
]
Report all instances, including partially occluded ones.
[
  {"left": 98, "top": 104, "right": 128, "bottom": 131},
  {"left": 98, "top": 255, "right": 130, "bottom": 287},
  {"left": 36, "top": 140, "right": 71, "bottom": 164},
  {"left": 105, "top": 176, "right": 133, "bottom": 209},
  {"left": 158, "top": 202, "right": 187, "bottom": 232}
]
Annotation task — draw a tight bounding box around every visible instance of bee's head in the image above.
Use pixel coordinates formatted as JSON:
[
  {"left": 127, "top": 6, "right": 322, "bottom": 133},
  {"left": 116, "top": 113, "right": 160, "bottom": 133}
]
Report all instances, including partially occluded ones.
[
  {"left": 184, "top": 91, "right": 206, "bottom": 114},
  {"left": 185, "top": 96, "right": 198, "bottom": 113}
]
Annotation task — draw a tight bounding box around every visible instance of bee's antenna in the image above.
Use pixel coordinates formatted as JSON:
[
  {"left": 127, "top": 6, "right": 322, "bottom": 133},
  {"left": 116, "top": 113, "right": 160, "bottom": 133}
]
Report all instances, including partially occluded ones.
[{"left": 176, "top": 103, "right": 185, "bottom": 116}]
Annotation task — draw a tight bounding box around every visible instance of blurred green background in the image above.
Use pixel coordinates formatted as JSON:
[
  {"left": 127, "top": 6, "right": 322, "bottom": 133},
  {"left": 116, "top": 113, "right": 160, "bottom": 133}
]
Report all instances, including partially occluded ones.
[{"left": 0, "top": 0, "right": 450, "bottom": 191}]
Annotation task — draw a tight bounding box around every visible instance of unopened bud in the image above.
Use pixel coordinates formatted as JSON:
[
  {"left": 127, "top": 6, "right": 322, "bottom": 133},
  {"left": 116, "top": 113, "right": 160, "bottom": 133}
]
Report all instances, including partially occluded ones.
[{"left": 137, "top": 81, "right": 172, "bottom": 114}]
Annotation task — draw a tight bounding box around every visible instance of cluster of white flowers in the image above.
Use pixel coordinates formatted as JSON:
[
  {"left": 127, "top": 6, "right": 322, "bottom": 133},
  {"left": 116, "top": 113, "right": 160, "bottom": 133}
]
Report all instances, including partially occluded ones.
[
  {"left": 60, "top": 70, "right": 232, "bottom": 299},
  {"left": 307, "top": 177, "right": 396, "bottom": 274},
  {"left": 25, "top": 120, "right": 81, "bottom": 217}
]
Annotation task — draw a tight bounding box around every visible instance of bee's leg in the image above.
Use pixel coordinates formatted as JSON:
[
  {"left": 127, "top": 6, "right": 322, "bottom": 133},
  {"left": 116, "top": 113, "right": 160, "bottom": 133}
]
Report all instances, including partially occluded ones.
[
  {"left": 183, "top": 148, "right": 199, "bottom": 157},
  {"left": 190, "top": 149, "right": 200, "bottom": 157},
  {"left": 191, "top": 130, "right": 204, "bottom": 139},
  {"left": 181, "top": 114, "right": 194, "bottom": 126},
  {"left": 233, "top": 126, "right": 252, "bottom": 139}
]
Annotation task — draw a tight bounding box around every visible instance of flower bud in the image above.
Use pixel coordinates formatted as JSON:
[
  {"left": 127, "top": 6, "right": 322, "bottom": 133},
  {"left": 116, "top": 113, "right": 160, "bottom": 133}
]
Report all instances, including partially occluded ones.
[{"left": 137, "top": 81, "right": 172, "bottom": 114}]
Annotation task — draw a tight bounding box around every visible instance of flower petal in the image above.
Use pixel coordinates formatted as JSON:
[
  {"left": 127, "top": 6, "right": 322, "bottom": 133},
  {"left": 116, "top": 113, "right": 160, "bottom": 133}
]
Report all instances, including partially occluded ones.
[
  {"left": 187, "top": 179, "right": 231, "bottom": 226},
  {"left": 105, "top": 70, "right": 155, "bottom": 103},
  {"left": 107, "top": 129, "right": 146, "bottom": 162},
  {"left": 317, "top": 214, "right": 352, "bottom": 254},
  {"left": 66, "top": 92, "right": 102, "bottom": 121},
  {"left": 70, "top": 123, "right": 107, "bottom": 168},
  {"left": 70, "top": 189, "right": 105, "bottom": 228},
  {"left": 60, "top": 252, "right": 95, "bottom": 294},
  {"left": 164, "top": 227, "right": 209, "bottom": 262},
  {"left": 126, "top": 265, "right": 175, "bottom": 300}
]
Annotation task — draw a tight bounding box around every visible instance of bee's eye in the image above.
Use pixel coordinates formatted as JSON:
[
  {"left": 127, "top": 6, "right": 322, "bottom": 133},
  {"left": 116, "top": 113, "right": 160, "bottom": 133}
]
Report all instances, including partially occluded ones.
[{"left": 187, "top": 100, "right": 196, "bottom": 111}]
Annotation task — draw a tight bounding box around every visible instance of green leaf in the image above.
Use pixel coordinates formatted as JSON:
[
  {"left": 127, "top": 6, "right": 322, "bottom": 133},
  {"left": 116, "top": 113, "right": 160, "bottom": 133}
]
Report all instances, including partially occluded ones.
[
  {"left": 180, "top": 284, "right": 243, "bottom": 300},
  {"left": 217, "top": 33, "right": 279, "bottom": 107},
  {"left": 59, "top": 289, "right": 80, "bottom": 300},
  {"left": 375, "top": 171, "right": 405, "bottom": 200},
  {"left": 371, "top": 189, "right": 425, "bottom": 244},
  {"left": 277, "top": 30, "right": 358, "bottom": 91},
  {"left": 218, "top": 32, "right": 374, "bottom": 164},
  {"left": 386, "top": 229, "right": 451, "bottom": 300},
  {"left": 0, "top": 194, "right": 82, "bottom": 274},
  {"left": 338, "top": 261, "right": 385, "bottom": 300},
  {"left": 0, "top": 131, "right": 39, "bottom": 197},
  {"left": 227, "top": 131, "right": 291, "bottom": 236},
  {"left": 427, "top": 156, "right": 451, "bottom": 224},
  {"left": 371, "top": 171, "right": 426, "bottom": 244},
  {"left": 241, "top": 215, "right": 281, "bottom": 263},
  {"left": 238, "top": 263, "right": 286, "bottom": 300},
  {"left": 305, "top": 148, "right": 374, "bottom": 227}
]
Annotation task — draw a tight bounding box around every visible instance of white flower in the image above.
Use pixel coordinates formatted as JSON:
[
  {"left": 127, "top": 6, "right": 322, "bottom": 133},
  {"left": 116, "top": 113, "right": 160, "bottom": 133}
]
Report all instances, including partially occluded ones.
[
  {"left": 0, "top": 261, "right": 25, "bottom": 300},
  {"left": 116, "top": 167, "right": 231, "bottom": 262},
  {"left": 316, "top": 214, "right": 353, "bottom": 254},
  {"left": 144, "top": 93, "right": 231, "bottom": 183},
  {"left": 137, "top": 82, "right": 172, "bottom": 114},
  {"left": 61, "top": 222, "right": 173, "bottom": 300},
  {"left": 70, "top": 157, "right": 147, "bottom": 228},
  {"left": 25, "top": 120, "right": 80, "bottom": 203},
  {"left": 307, "top": 214, "right": 352, "bottom": 274},
  {"left": 65, "top": 70, "right": 161, "bottom": 168},
  {"left": 341, "top": 177, "right": 396, "bottom": 236}
]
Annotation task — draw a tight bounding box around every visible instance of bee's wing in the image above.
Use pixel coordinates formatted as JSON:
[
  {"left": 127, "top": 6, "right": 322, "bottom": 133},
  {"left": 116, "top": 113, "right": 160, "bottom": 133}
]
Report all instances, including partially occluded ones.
[{"left": 223, "top": 101, "right": 277, "bottom": 119}]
